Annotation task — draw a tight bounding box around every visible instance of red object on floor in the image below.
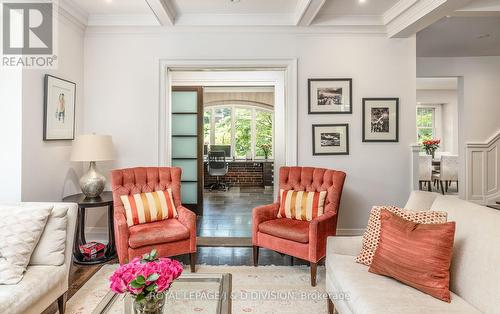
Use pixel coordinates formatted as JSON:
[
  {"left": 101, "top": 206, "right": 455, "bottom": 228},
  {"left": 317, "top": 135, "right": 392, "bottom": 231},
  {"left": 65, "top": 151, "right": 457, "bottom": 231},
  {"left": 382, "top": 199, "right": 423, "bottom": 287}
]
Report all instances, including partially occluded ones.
[{"left": 80, "top": 242, "right": 106, "bottom": 259}]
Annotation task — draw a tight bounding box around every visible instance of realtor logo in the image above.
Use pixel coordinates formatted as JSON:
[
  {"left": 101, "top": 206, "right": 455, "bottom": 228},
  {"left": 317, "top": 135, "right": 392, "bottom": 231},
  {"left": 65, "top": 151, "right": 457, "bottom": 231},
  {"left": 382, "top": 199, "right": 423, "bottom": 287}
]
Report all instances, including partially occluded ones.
[{"left": 1, "top": 1, "right": 57, "bottom": 68}]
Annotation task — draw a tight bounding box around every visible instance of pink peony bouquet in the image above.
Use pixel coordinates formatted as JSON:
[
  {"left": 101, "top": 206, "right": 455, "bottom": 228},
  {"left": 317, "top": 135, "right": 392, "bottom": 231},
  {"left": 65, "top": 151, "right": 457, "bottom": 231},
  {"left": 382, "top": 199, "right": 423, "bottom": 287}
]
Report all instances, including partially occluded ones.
[{"left": 109, "top": 249, "right": 183, "bottom": 302}]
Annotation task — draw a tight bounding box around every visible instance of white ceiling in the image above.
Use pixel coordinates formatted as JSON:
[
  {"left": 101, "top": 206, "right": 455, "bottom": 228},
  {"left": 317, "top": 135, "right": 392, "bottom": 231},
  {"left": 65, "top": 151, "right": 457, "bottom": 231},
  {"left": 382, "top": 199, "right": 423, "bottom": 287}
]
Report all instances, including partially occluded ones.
[
  {"left": 417, "top": 16, "right": 500, "bottom": 57},
  {"left": 171, "top": 0, "right": 299, "bottom": 15},
  {"left": 62, "top": 0, "right": 500, "bottom": 44},
  {"left": 319, "top": 0, "right": 398, "bottom": 16},
  {"left": 416, "top": 78, "right": 458, "bottom": 90},
  {"left": 70, "top": 0, "right": 151, "bottom": 14}
]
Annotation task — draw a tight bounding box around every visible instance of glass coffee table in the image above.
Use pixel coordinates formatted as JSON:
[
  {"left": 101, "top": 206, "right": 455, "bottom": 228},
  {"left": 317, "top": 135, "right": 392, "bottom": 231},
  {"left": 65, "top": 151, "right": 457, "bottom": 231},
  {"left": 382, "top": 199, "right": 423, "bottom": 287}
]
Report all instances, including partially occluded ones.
[{"left": 92, "top": 273, "right": 232, "bottom": 314}]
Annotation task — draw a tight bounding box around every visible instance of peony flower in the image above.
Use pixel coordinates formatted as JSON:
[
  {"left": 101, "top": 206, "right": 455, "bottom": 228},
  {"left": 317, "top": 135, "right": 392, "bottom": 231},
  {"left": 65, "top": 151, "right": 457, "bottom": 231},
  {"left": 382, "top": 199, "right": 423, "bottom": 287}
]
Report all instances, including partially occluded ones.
[{"left": 109, "top": 250, "right": 183, "bottom": 296}]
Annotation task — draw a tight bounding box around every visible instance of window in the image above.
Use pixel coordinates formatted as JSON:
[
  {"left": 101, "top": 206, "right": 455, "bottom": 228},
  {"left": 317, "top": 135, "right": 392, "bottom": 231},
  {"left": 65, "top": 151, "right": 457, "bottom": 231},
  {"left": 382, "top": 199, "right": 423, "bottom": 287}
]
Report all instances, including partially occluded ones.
[
  {"left": 234, "top": 108, "right": 252, "bottom": 157},
  {"left": 214, "top": 107, "right": 231, "bottom": 145},
  {"left": 417, "top": 107, "right": 435, "bottom": 143},
  {"left": 204, "top": 104, "right": 273, "bottom": 159},
  {"left": 203, "top": 110, "right": 211, "bottom": 145},
  {"left": 255, "top": 110, "right": 273, "bottom": 158}
]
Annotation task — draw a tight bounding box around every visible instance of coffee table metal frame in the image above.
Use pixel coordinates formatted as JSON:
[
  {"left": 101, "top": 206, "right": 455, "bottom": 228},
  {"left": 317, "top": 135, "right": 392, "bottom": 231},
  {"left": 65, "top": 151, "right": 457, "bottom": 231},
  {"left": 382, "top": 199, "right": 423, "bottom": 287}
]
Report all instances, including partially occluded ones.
[{"left": 92, "top": 273, "right": 232, "bottom": 314}]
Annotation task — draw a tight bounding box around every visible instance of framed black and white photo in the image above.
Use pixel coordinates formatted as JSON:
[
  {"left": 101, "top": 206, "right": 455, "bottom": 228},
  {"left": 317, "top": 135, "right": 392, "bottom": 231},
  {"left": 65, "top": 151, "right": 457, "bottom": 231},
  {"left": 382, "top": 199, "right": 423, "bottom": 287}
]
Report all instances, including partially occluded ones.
[
  {"left": 308, "top": 78, "right": 352, "bottom": 114},
  {"left": 362, "top": 98, "right": 399, "bottom": 142},
  {"left": 312, "top": 124, "right": 349, "bottom": 155},
  {"left": 43, "top": 75, "right": 76, "bottom": 141}
]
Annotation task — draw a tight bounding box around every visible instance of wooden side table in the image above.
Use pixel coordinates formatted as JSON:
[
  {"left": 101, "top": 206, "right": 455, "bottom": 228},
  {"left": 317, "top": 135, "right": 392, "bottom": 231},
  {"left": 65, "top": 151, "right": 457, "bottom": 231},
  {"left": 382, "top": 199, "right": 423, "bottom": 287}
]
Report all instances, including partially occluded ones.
[{"left": 63, "top": 191, "right": 116, "bottom": 265}]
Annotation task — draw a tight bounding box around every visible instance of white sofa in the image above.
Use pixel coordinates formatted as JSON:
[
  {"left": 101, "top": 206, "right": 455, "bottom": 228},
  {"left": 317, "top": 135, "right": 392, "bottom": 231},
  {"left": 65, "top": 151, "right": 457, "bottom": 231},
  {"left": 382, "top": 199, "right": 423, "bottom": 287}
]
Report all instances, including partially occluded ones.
[
  {"left": 326, "top": 191, "right": 500, "bottom": 314},
  {"left": 0, "top": 202, "right": 77, "bottom": 314}
]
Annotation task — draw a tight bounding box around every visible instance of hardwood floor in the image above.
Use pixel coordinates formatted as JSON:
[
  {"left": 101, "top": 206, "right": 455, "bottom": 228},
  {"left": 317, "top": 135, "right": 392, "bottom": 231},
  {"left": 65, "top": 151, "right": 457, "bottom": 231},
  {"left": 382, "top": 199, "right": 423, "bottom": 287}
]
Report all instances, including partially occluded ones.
[
  {"left": 44, "top": 187, "right": 282, "bottom": 313},
  {"left": 198, "top": 187, "right": 274, "bottom": 237}
]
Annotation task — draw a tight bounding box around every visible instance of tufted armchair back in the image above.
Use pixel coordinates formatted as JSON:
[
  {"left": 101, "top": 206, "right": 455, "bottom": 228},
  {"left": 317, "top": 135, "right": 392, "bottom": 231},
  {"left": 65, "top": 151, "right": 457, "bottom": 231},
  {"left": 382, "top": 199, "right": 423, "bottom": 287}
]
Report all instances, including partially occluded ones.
[
  {"left": 111, "top": 167, "right": 182, "bottom": 212},
  {"left": 279, "top": 167, "right": 346, "bottom": 214}
]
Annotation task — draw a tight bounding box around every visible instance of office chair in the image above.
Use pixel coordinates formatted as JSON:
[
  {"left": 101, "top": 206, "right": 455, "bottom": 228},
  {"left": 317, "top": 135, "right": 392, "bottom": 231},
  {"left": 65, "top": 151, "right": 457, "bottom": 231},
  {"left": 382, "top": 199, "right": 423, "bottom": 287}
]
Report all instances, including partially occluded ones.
[{"left": 207, "top": 151, "right": 229, "bottom": 191}]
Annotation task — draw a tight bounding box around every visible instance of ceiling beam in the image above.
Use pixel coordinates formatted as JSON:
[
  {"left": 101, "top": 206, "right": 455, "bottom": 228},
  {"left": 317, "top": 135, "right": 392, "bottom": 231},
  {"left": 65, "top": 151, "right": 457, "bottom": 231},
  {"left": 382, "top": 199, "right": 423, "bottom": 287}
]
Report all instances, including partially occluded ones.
[
  {"left": 145, "top": 0, "right": 176, "bottom": 26},
  {"left": 386, "top": 0, "right": 474, "bottom": 38},
  {"left": 295, "top": 0, "right": 327, "bottom": 26}
]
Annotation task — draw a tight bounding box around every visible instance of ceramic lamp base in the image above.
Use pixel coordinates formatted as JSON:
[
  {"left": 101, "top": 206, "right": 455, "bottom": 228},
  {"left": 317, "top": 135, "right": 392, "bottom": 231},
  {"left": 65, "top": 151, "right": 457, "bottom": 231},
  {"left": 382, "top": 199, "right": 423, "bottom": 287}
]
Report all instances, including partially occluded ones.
[{"left": 80, "top": 161, "right": 106, "bottom": 198}]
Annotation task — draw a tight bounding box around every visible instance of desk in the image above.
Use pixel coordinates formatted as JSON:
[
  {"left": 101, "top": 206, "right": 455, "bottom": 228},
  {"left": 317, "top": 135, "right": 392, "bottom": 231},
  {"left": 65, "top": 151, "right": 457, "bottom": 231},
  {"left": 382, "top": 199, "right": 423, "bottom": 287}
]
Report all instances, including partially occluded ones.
[{"left": 204, "top": 160, "right": 274, "bottom": 188}]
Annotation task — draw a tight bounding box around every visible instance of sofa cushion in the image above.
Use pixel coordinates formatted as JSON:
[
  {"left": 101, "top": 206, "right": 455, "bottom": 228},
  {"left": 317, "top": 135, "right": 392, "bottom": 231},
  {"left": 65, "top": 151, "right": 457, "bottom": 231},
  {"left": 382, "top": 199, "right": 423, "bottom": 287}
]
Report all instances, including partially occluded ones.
[
  {"left": 0, "top": 265, "right": 65, "bottom": 313},
  {"left": 327, "top": 253, "right": 481, "bottom": 314},
  {"left": 128, "top": 219, "right": 189, "bottom": 249},
  {"left": 369, "top": 210, "right": 456, "bottom": 302},
  {"left": 30, "top": 206, "right": 69, "bottom": 266},
  {"left": 0, "top": 205, "right": 52, "bottom": 284},
  {"left": 355, "top": 206, "right": 447, "bottom": 266},
  {"left": 259, "top": 218, "right": 309, "bottom": 243}
]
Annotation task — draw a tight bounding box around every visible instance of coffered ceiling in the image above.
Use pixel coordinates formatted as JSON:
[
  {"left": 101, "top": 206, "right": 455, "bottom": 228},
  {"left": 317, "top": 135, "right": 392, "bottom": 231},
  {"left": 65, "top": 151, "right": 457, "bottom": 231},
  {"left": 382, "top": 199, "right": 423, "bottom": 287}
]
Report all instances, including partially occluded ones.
[{"left": 61, "top": 0, "right": 496, "bottom": 39}]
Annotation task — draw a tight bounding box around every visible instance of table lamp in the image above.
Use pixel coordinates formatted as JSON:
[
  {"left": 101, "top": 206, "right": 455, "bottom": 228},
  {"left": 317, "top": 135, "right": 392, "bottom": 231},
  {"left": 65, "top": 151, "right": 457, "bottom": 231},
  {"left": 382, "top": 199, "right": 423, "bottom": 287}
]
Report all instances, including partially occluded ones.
[{"left": 71, "top": 134, "right": 115, "bottom": 198}]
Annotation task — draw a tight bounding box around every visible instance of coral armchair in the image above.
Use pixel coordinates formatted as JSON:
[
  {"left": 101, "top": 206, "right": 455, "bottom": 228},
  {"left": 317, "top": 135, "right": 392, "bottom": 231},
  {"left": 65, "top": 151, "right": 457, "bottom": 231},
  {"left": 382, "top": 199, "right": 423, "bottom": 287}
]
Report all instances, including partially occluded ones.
[
  {"left": 252, "top": 166, "right": 346, "bottom": 286},
  {"left": 111, "top": 167, "right": 197, "bottom": 272}
]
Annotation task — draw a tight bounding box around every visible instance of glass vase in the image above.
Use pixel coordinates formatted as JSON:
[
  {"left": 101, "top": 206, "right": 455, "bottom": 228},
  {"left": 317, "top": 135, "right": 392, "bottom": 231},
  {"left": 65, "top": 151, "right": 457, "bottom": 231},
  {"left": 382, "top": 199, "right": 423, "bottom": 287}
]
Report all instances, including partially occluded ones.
[{"left": 133, "top": 292, "right": 166, "bottom": 314}]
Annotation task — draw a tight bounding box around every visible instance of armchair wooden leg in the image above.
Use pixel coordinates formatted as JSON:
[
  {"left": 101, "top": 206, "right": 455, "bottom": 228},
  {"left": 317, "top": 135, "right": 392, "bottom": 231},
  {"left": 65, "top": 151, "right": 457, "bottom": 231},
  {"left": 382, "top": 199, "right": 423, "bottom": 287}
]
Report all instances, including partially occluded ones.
[
  {"left": 310, "top": 262, "right": 317, "bottom": 287},
  {"left": 253, "top": 246, "right": 259, "bottom": 266},
  {"left": 327, "top": 296, "right": 335, "bottom": 314},
  {"left": 439, "top": 181, "right": 445, "bottom": 195},
  {"left": 57, "top": 292, "right": 67, "bottom": 314},
  {"left": 189, "top": 252, "right": 196, "bottom": 273},
  {"left": 427, "top": 181, "right": 431, "bottom": 192}
]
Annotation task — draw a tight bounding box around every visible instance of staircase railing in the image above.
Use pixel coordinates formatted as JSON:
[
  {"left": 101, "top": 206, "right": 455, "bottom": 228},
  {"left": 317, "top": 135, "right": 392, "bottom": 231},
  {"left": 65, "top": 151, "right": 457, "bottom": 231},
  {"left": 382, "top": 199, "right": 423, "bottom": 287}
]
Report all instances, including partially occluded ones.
[{"left": 466, "top": 130, "right": 500, "bottom": 204}]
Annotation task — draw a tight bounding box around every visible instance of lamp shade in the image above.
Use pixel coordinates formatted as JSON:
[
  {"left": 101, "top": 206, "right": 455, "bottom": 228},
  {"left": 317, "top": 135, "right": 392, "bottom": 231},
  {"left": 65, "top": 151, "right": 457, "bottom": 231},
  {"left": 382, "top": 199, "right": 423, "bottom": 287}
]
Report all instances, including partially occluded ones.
[{"left": 70, "top": 134, "right": 115, "bottom": 162}]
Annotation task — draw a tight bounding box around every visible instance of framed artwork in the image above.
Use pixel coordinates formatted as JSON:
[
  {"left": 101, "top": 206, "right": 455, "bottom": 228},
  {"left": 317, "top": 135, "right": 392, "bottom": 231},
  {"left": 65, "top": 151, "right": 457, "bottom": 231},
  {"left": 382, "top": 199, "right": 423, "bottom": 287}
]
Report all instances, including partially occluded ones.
[
  {"left": 308, "top": 78, "right": 352, "bottom": 114},
  {"left": 362, "top": 98, "right": 399, "bottom": 142},
  {"left": 312, "top": 124, "right": 349, "bottom": 155},
  {"left": 43, "top": 75, "right": 76, "bottom": 141}
]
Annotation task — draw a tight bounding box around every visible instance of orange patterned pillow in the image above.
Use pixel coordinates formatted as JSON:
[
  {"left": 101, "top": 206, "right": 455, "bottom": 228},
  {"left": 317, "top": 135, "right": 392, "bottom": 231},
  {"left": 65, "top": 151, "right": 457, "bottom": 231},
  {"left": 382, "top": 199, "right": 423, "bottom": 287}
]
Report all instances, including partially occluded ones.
[
  {"left": 277, "top": 189, "right": 327, "bottom": 221},
  {"left": 120, "top": 190, "right": 177, "bottom": 227},
  {"left": 369, "top": 209, "right": 455, "bottom": 302},
  {"left": 355, "top": 206, "right": 447, "bottom": 266}
]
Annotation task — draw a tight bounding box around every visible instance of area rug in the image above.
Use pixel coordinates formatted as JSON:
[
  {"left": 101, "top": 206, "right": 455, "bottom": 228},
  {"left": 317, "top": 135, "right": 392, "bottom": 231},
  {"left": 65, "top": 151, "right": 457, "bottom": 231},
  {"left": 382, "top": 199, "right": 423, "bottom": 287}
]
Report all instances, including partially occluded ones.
[{"left": 66, "top": 264, "right": 328, "bottom": 314}]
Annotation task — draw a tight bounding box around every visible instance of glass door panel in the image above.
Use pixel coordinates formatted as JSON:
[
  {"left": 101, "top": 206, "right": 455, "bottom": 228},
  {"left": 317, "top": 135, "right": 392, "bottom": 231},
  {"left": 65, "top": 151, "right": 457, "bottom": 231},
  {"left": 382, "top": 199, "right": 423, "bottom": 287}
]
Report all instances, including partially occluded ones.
[
  {"left": 172, "top": 114, "right": 198, "bottom": 136},
  {"left": 171, "top": 87, "right": 203, "bottom": 214},
  {"left": 172, "top": 159, "right": 198, "bottom": 181}
]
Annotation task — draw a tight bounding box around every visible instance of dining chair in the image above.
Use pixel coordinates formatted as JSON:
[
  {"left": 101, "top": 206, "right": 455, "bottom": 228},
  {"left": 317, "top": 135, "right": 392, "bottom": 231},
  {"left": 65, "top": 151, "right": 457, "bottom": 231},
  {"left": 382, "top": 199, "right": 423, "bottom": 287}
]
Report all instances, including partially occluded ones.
[
  {"left": 418, "top": 155, "right": 432, "bottom": 192},
  {"left": 432, "top": 155, "right": 459, "bottom": 194}
]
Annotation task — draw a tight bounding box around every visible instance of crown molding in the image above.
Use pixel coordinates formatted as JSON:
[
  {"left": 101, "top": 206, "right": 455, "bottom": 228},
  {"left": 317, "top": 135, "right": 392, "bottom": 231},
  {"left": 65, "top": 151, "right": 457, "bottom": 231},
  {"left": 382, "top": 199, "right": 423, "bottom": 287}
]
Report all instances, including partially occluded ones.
[
  {"left": 84, "top": 24, "right": 387, "bottom": 37},
  {"left": 383, "top": 0, "right": 418, "bottom": 24},
  {"left": 296, "top": 0, "right": 327, "bottom": 26},
  {"left": 87, "top": 14, "right": 159, "bottom": 26},
  {"left": 293, "top": 0, "right": 313, "bottom": 25},
  {"left": 386, "top": 0, "right": 455, "bottom": 38},
  {"left": 145, "top": 0, "right": 176, "bottom": 26},
  {"left": 59, "top": 0, "right": 88, "bottom": 28}
]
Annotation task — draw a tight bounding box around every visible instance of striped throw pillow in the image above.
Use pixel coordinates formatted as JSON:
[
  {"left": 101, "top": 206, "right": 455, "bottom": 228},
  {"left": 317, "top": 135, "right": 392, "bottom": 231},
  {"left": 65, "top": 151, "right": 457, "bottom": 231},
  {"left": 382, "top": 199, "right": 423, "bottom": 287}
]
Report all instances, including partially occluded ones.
[
  {"left": 120, "top": 190, "right": 178, "bottom": 227},
  {"left": 277, "top": 189, "right": 327, "bottom": 221}
]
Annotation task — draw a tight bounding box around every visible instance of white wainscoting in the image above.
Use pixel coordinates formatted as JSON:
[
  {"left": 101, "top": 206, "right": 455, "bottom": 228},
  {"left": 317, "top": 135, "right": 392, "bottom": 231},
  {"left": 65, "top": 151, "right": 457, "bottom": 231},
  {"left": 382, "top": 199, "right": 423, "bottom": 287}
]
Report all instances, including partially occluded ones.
[{"left": 466, "top": 130, "right": 500, "bottom": 204}]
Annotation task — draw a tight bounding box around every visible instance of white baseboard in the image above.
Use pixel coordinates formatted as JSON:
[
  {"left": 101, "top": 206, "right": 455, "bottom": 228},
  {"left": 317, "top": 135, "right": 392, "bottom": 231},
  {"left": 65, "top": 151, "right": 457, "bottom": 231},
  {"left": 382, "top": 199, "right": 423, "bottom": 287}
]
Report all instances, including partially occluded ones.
[
  {"left": 336, "top": 228, "right": 364, "bottom": 236},
  {"left": 84, "top": 227, "right": 365, "bottom": 246}
]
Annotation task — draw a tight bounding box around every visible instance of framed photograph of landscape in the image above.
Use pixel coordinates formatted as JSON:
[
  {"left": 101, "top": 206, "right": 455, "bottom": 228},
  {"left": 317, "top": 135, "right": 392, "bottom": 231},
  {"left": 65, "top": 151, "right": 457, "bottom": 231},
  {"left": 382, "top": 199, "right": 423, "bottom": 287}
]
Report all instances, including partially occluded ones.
[
  {"left": 43, "top": 75, "right": 76, "bottom": 141},
  {"left": 308, "top": 78, "right": 352, "bottom": 114},
  {"left": 362, "top": 98, "right": 399, "bottom": 142},
  {"left": 312, "top": 124, "right": 349, "bottom": 155}
]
